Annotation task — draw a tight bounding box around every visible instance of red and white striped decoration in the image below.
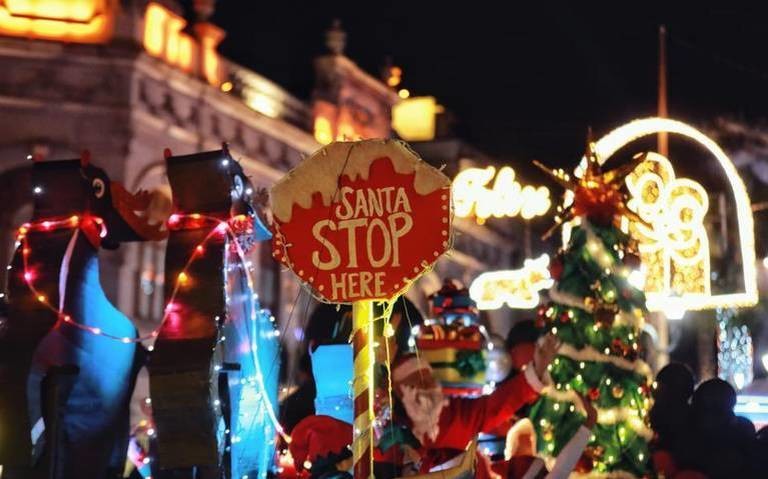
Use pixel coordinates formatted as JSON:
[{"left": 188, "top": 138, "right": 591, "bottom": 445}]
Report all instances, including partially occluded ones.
[{"left": 352, "top": 300, "right": 375, "bottom": 479}]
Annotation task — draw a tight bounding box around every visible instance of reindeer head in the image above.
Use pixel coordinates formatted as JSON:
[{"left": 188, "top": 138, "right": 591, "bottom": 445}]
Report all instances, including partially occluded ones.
[{"left": 31, "top": 152, "right": 169, "bottom": 248}]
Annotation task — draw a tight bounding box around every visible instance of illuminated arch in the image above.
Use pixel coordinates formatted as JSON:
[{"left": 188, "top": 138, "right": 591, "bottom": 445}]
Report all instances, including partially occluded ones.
[{"left": 586, "top": 117, "right": 757, "bottom": 313}]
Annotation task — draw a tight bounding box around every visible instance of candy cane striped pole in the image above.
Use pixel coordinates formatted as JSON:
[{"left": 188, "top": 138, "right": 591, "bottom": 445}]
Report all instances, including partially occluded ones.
[{"left": 352, "top": 300, "right": 375, "bottom": 479}]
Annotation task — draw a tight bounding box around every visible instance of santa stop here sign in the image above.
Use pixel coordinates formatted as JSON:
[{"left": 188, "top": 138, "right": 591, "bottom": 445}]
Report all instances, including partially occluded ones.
[{"left": 270, "top": 139, "right": 452, "bottom": 303}]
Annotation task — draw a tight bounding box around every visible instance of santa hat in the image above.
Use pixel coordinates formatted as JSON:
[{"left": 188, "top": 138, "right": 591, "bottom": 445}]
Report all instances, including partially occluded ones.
[
  {"left": 391, "top": 354, "right": 436, "bottom": 392},
  {"left": 504, "top": 418, "right": 537, "bottom": 460},
  {"left": 289, "top": 415, "right": 352, "bottom": 474}
]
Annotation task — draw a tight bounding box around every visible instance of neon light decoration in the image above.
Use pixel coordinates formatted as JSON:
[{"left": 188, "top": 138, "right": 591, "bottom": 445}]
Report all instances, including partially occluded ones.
[
  {"left": 453, "top": 166, "right": 551, "bottom": 223},
  {"left": 585, "top": 118, "right": 757, "bottom": 313},
  {"left": 469, "top": 254, "right": 554, "bottom": 309},
  {"left": 623, "top": 152, "right": 711, "bottom": 304}
]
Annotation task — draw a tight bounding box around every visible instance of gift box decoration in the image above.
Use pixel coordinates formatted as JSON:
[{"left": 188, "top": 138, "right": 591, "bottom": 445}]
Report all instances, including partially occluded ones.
[
  {"left": 420, "top": 347, "right": 487, "bottom": 387},
  {"left": 429, "top": 279, "right": 480, "bottom": 325}
]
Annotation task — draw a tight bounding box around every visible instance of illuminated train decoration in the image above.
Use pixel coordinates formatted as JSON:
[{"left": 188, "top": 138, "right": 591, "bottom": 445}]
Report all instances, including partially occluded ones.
[
  {"left": 466, "top": 118, "right": 757, "bottom": 316},
  {"left": 469, "top": 254, "right": 554, "bottom": 310}
]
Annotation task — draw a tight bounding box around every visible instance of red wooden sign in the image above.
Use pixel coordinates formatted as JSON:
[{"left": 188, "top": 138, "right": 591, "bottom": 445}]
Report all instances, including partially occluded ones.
[{"left": 271, "top": 139, "right": 452, "bottom": 303}]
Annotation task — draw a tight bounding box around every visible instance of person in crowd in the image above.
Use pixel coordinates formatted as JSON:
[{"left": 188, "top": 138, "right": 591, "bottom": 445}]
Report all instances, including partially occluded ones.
[
  {"left": 288, "top": 415, "right": 353, "bottom": 479},
  {"left": 505, "top": 320, "right": 541, "bottom": 374},
  {"left": 378, "top": 334, "right": 559, "bottom": 478},
  {"left": 649, "top": 362, "right": 695, "bottom": 475},
  {"left": 280, "top": 349, "right": 317, "bottom": 434},
  {"left": 650, "top": 369, "right": 763, "bottom": 479},
  {"left": 281, "top": 298, "right": 424, "bottom": 433},
  {"left": 687, "top": 378, "right": 753, "bottom": 478}
]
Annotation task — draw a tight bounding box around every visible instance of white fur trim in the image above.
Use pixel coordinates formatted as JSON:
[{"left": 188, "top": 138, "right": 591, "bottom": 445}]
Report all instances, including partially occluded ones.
[
  {"left": 540, "top": 387, "right": 653, "bottom": 440},
  {"left": 558, "top": 343, "right": 652, "bottom": 377},
  {"left": 523, "top": 363, "right": 546, "bottom": 392},
  {"left": 548, "top": 286, "right": 591, "bottom": 312},
  {"left": 504, "top": 418, "right": 536, "bottom": 460}
]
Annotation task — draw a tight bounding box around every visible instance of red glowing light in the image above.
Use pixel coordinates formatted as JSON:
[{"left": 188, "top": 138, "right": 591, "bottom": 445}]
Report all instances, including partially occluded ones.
[
  {"left": 23, "top": 271, "right": 33, "bottom": 282},
  {"left": 195, "top": 245, "right": 205, "bottom": 255},
  {"left": 215, "top": 222, "right": 228, "bottom": 234},
  {"left": 168, "top": 214, "right": 180, "bottom": 225},
  {"left": 42, "top": 221, "right": 51, "bottom": 230}
]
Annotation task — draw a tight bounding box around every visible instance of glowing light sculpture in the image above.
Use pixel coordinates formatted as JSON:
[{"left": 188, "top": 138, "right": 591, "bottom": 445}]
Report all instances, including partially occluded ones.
[
  {"left": 583, "top": 117, "right": 757, "bottom": 314},
  {"left": 469, "top": 254, "right": 554, "bottom": 309},
  {"left": 453, "top": 166, "right": 551, "bottom": 223}
]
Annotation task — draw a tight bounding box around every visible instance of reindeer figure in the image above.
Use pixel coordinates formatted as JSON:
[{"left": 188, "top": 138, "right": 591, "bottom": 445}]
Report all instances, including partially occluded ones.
[
  {"left": 149, "top": 146, "right": 279, "bottom": 479},
  {"left": 0, "top": 154, "right": 167, "bottom": 478}
]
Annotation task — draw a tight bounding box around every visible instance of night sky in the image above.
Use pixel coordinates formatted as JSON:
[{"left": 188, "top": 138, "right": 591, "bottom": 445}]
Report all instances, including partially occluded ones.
[{"left": 194, "top": 2, "right": 768, "bottom": 166}]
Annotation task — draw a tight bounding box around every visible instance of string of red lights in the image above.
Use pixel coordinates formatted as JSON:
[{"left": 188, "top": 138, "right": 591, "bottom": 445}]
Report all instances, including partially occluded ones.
[
  {"left": 15, "top": 213, "right": 229, "bottom": 342},
  {"left": 12, "top": 210, "right": 291, "bottom": 441}
]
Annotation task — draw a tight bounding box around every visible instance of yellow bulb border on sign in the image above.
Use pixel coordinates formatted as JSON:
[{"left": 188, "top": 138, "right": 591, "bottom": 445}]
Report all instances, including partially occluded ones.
[{"left": 582, "top": 117, "right": 758, "bottom": 313}]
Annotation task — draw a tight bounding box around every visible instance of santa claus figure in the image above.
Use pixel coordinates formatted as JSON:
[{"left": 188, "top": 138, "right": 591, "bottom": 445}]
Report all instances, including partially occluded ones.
[
  {"left": 382, "top": 334, "right": 559, "bottom": 478},
  {"left": 288, "top": 415, "right": 354, "bottom": 479}
]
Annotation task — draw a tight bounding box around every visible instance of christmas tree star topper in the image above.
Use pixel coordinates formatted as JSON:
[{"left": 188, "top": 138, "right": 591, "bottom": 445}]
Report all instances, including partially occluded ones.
[{"left": 533, "top": 138, "right": 648, "bottom": 239}]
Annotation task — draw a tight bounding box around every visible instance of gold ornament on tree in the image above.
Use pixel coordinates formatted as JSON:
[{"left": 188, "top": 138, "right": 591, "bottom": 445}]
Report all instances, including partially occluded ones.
[{"left": 612, "top": 384, "right": 625, "bottom": 399}]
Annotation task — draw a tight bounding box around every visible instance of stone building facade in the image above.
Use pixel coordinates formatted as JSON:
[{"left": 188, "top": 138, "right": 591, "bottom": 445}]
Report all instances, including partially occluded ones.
[{"left": 0, "top": 0, "right": 518, "bottom": 369}]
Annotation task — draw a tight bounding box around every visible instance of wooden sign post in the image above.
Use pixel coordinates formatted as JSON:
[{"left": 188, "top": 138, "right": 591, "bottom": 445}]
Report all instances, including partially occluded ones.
[{"left": 271, "top": 139, "right": 451, "bottom": 477}]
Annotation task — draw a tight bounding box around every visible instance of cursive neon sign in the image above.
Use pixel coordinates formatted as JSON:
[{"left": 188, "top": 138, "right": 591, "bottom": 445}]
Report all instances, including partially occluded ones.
[{"left": 453, "top": 166, "right": 551, "bottom": 223}]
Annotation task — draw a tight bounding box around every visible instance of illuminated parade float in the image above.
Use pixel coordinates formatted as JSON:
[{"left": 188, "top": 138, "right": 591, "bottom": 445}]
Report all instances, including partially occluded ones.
[{"left": 0, "top": 2, "right": 766, "bottom": 479}]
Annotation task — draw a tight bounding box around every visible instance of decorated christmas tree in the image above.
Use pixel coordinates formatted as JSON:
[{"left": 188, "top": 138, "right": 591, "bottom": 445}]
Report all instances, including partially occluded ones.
[{"left": 529, "top": 141, "right": 654, "bottom": 477}]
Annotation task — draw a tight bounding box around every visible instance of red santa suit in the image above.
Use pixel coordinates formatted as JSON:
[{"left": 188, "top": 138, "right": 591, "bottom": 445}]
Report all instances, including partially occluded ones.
[{"left": 391, "top": 355, "right": 546, "bottom": 479}]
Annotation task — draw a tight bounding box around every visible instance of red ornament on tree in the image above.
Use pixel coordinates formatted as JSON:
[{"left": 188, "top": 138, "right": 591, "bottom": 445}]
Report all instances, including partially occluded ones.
[
  {"left": 595, "top": 307, "right": 616, "bottom": 327},
  {"left": 588, "top": 387, "right": 601, "bottom": 401},
  {"left": 610, "top": 338, "right": 635, "bottom": 359},
  {"left": 641, "top": 383, "right": 652, "bottom": 397},
  {"left": 559, "top": 311, "right": 571, "bottom": 323},
  {"left": 549, "top": 255, "right": 564, "bottom": 281}
]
